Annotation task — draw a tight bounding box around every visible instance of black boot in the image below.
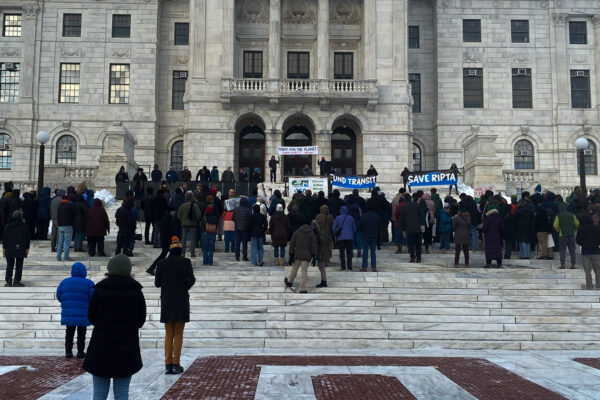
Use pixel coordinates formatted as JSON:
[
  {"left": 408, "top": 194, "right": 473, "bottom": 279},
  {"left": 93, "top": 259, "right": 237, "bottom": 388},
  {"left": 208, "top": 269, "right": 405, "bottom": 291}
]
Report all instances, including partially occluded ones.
[
  {"left": 165, "top": 364, "right": 173, "bottom": 374},
  {"left": 284, "top": 278, "right": 292, "bottom": 288},
  {"left": 316, "top": 281, "right": 327, "bottom": 288},
  {"left": 171, "top": 364, "right": 184, "bottom": 374},
  {"left": 65, "top": 351, "right": 73, "bottom": 359},
  {"left": 146, "top": 267, "right": 155, "bottom": 276},
  {"left": 76, "top": 351, "right": 86, "bottom": 359},
  {"left": 4, "top": 279, "right": 11, "bottom": 287},
  {"left": 12, "top": 281, "right": 24, "bottom": 287}
]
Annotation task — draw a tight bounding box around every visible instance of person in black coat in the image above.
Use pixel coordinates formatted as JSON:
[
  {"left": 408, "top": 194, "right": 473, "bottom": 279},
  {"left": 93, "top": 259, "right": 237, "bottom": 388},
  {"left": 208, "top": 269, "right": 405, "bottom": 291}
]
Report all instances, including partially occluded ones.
[
  {"left": 401, "top": 195, "right": 426, "bottom": 263},
  {"left": 151, "top": 189, "right": 168, "bottom": 247},
  {"left": 327, "top": 189, "right": 345, "bottom": 219},
  {"left": 3, "top": 210, "right": 30, "bottom": 287},
  {"left": 358, "top": 210, "right": 381, "bottom": 271},
  {"left": 21, "top": 191, "right": 36, "bottom": 239},
  {"left": 299, "top": 190, "right": 319, "bottom": 225},
  {"left": 115, "top": 200, "right": 135, "bottom": 256},
  {"left": 73, "top": 194, "right": 88, "bottom": 252},
  {"left": 154, "top": 237, "right": 196, "bottom": 375},
  {"left": 141, "top": 187, "right": 154, "bottom": 245},
  {"left": 233, "top": 197, "right": 251, "bottom": 262},
  {"left": 147, "top": 206, "right": 176, "bottom": 275},
  {"left": 516, "top": 194, "right": 535, "bottom": 259},
  {"left": 249, "top": 204, "right": 268, "bottom": 266},
  {"left": 83, "top": 254, "right": 146, "bottom": 399}
]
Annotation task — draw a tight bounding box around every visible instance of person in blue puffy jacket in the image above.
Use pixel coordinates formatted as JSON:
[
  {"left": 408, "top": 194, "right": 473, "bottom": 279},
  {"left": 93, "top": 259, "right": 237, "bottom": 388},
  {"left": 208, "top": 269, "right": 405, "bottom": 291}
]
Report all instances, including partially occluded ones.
[{"left": 56, "top": 262, "right": 94, "bottom": 359}]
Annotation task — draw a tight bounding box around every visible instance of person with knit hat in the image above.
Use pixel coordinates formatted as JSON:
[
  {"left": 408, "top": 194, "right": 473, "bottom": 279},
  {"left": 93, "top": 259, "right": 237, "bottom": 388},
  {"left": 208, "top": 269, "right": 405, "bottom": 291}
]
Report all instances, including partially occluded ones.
[
  {"left": 83, "top": 254, "right": 146, "bottom": 399},
  {"left": 201, "top": 206, "right": 219, "bottom": 265},
  {"left": 155, "top": 236, "right": 195, "bottom": 375},
  {"left": 56, "top": 262, "right": 94, "bottom": 358},
  {"left": 2, "top": 210, "right": 30, "bottom": 287},
  {"left": 482, "top": 205, "right": 504, "bottom": 268}
]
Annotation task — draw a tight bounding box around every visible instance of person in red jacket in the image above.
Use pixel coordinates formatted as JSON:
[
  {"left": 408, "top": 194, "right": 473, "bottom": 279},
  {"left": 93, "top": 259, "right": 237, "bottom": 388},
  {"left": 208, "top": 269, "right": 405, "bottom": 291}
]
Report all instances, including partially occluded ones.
[{"left": 85, "top": 199, "right": 110, "bottom": 257}]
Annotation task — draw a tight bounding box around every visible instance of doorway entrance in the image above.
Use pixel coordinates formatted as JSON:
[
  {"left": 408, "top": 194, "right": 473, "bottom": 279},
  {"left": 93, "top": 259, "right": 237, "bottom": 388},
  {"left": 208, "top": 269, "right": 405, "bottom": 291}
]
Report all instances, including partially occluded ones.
[
  {"left": 238, "top": 125, "right": 265, "bottom": 181},
  {"left": 283, "top": 125, "right": 312, "bottom": 176},
  {"left": 331, "top": 126, "right": 356, "bottom": 175}
]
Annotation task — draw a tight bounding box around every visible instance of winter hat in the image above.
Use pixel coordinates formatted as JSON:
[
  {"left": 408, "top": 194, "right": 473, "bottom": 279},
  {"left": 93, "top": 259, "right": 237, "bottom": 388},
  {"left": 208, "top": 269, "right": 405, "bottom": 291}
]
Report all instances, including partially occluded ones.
[
  {"left": 488, "top": 205, "right": 497, "bottom": 211},
  {"left": 170, "top": 236, "right": 182, "bottom": 250},
  {"left": 107, "top": 254, "right": 132, "bottom": 277},
  {"left": 210, "top": 188, "right": 217, "bottom": 195},
  {"left": 11, "top": 210, "right": 23, "bottom": 220},
  {"left": 443, "top": 203, "right": 450, "bottom": 208},
  {"left": 276, "top": 203, "right": 283, "bottom": 212}
]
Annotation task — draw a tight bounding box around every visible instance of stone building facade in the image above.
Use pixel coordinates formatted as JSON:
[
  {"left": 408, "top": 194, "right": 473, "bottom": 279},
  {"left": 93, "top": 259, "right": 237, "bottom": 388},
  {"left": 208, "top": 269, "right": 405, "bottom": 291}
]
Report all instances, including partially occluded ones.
[{"left": 1, "top": 0, "right": 600, "bottom": 193}]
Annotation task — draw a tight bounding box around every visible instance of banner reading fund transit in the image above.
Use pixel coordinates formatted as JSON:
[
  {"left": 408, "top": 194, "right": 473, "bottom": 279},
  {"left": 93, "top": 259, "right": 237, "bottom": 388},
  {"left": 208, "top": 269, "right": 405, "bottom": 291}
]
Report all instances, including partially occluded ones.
[
  {"left": 277, "top": 146, "right": 319, "bottom": 155},
  {"left": 331, "top": 175, "right": 377, "bottom": 189},
  {"left": 289, "top": 177, "right": 328, "bottom": 195},
  {"left": 407, "top": 169, "right": 458, "bottom": 187}
]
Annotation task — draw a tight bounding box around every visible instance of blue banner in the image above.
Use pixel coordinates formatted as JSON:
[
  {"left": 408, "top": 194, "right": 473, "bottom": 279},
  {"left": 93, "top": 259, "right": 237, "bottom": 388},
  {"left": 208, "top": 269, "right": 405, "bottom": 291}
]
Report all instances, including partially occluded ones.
[
  {"left": 407, "top": 170, "right": 458, "bottom": 187},
  {"left": 332, "top": 175, "right": 377, "bottom": 189}
]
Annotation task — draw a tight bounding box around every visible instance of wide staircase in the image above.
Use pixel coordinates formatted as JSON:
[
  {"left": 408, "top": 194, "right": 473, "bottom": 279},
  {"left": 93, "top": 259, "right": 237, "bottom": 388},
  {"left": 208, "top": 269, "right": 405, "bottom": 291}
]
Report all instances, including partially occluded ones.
[{"left": 0, "top": 201, "right": 598, "bottom": 351}]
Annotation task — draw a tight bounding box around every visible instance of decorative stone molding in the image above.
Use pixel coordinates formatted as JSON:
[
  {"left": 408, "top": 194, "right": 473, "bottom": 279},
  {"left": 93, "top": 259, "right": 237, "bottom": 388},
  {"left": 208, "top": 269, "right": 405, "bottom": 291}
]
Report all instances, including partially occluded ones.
[
  {"left": 553, "top": 13, "right": 568, "bottom": 26},
  {"left": 111, "top": 49, "right": 130, "bottom": 58},
  {"left": 113, "top": 121, "right": 122, "bottom": 127},
  {"left": 0, "top": 119, "right": 5, "bottom": 129},
  {"left": 23, "top": 4, "right": 40, "bottom": 19},
  {"left": 520, "top": 125, "right": 529, "bottom": 136},
  {"left": 173, "top": 56, "right": 189, "bottom": 65},
  {"left": 570, "top": 55, "right": 589, "bottom": 64},
  {"left": 471, "top": 125, "right": 480, "bottom": 136},
  {"left": 463, "top": 50, "right": 483, "bottom": 63},
  {"left": 282, "top": 0, "right": 317, "bottom": 25},
  {"left": 0, "top": 48, "right": 21, "bottom": 57},
  {"left": 61, "top": 48, "right": 81, "bottom": 57},
  {"left": 512, "top": 54, "right": 531, "bottom": 64},
  {"left": 592, "top": 15, "right": 600, "bottom": 27},
  {"left": 235, "top": 0, "right": 269, "bottom": 24},
  {"left": 62, "top": 121, "right": 71, "bottom": 130},
  {"left": 584, "top": 125, "right": 593, "bottom": 135},
  {"left": 330, "top": 0, "right": 362, "bottom": 25},
  {"left": 283, "top": 40, "right": 314, "bottom": 48}
]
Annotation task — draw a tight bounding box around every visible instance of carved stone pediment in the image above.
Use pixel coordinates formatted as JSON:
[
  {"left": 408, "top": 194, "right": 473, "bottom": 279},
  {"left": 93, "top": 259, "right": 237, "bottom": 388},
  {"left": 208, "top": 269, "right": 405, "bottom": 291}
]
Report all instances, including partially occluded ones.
[
  {"left": 236, "top": 0, "right": 269, "bottom": 24},
  {"left": 282, "top": 0, "right": 317, "bottom": 25},
  {"left": 330, "top": 0, "right": 362, "bottom": 25}
]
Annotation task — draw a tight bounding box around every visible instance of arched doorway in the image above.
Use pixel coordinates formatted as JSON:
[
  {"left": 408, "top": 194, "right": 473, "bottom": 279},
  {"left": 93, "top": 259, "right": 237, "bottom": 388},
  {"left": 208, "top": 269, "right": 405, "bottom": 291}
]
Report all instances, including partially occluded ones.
[
  {"left": 331, "top": 127, "right": 356, "bottom": 175},
  {"left": 283, "top": 125, "right": 312, "bottom": 176},
  {"left": 238, "top": 125, "right": 265, "bottom": 180}
]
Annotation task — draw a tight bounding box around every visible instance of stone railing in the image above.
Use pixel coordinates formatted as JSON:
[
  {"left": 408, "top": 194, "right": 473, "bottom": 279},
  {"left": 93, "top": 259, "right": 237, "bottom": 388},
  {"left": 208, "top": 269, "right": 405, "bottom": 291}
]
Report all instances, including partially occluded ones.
[
  {"left": 63, "top": 166, "right": 98, "bottom": 179},
  {"left": 329, "top": 79, "right": 377, "bottom": 93},
  {"left": 229, "top": 78, "right": 269, "bottom": 92},
  {"left": 503, "top": 170, "right": 534, "bottom": 182},
  {"left": 280, "top": 79, "right": 321, "bottom": 92}
]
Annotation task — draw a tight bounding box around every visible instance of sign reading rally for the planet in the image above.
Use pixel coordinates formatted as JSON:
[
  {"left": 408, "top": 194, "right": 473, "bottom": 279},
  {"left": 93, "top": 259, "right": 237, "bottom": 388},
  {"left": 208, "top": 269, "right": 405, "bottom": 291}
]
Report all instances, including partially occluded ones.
[
  {"left": 331, "top": 175, "right": 377, "bottom": 189},
  {"left": 277, "top": 146, "right": 319, "bottom": 155},
  {"left": 407, "top": 169, "right": 458, "bottom": 187}
]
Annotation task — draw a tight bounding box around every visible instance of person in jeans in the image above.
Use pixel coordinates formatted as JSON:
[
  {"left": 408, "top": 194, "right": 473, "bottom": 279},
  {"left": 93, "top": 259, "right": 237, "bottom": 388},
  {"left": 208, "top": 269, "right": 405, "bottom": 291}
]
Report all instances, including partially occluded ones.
[
  {"left": 553, "top": 203, "right": 579, "bottom": 269},
  {"left": 177, "top": 192, "right": 200, "bottom": 258},
  {"left": 3, "top": 210, "right": 30, "bottom": 287},
  {"left": 233, "top": 197, "right": 251, "bottom": 262},
  {"left": 83, "top": 254, "right": 146, "bottom": 400},
  {"left": 269, "top": 204, "right": 290, "bottom": 266},
  {"left": 452, "top": 207, "right": 471, "bottom": 267},
  {"left": 201, "top": 206, "right": 218, "bottom": 265},
  {"left": 222, "top": 209, "right": 236, "bottom": 253},
  {"left": 576, "top": 213, "right": 600, "bottom": 289},
  {"left": 438, "top": 203, "right": 452, "bottom": 252},
  {"left": 56, "top": 262, "right": 94, "bottom": 358},
  {"left": 332, "top": 206, "right": 357, "bottom": 271},
  {"left": 358, "top": 208, "right": 381, "bottom": 272},
  {"left": 249, "top": 204, "right": 267, "bottom": 266},
  {"left": 401, "top": 195, "right": 426, "bottom": 263},
  {"left": 57, "top": 195, "right": 75, "bottom": 262},
  {"left": 285, "top": 224, "right": 318, "bottom": 293},
  {"left": 50, "top": 189, "right": 66, "bottom": 252}
]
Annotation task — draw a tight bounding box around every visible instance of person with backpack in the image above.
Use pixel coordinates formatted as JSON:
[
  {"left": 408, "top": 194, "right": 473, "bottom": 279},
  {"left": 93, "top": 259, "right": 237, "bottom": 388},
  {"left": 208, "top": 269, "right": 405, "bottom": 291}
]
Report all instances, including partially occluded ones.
[
  {"left": 439, "top": 203, "right": 453, "bottom": 252},
  {"left": 553, "top": 203, "right": 580, "bottom": 269},
  {"left": 56, "top": 262, "right": 94, "bottom": 358},
  {"left": 332, "top": 206, "right": 357, "bottom": 271},
  {"left": 177, "top": 192, "right": 201, "bottom": 258},
  {"left": 249, "top": 204, "right": 268, "bottom": 266},
  {"left": 201, "top": 206, "right": 219, "bottom": 265},
  {"left": 3, "top": 210, "right": 30, "bottom": 287},
  {"left": 285, "top": 224, "right": 318, "bottom": 293},
  {"left": 345, "top": 193, "right": 363, "bottom": 258}
]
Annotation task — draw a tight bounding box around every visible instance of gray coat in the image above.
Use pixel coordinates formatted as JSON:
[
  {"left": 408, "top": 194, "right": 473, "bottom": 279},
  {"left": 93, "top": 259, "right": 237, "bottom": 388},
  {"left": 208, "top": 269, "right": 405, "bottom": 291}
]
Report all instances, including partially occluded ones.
[
  {"left": 452, "top": 212, "right": 471, "bottom": 245},
  {"left": 50, "top": 190, "right": 66, "bottom": 220}
]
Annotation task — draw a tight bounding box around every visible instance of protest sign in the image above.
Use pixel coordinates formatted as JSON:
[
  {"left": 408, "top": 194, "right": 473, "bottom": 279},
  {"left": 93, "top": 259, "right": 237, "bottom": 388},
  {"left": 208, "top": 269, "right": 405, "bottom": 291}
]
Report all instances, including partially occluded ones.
[
  {"left": 225, "top": 197, "right": 241, "bottom": 211},
  {"left": 289, "top": 177, "right": 328, "bottom": 194},
  {"left": 406, "top": 169, "right": 458, "bottom": 187},
  {"left": 277, "top": 146, "right": 319, "bottom": 155},
  {"left": 331, "top": 175, "right": 377, "bottom": 189}
]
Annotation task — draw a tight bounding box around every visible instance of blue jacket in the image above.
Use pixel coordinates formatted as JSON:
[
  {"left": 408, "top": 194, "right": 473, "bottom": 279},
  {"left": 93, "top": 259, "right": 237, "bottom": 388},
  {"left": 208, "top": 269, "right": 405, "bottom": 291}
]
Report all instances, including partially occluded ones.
[
  {"left": 56, "top": 262, "right": 95, "bottom": 327},
  {"left": 166, "top": 170, "right": 178, "bottom": 183},
  {"left": 37, "top": 187, "right": 52, "bottom": 220},
  {"left": 439, "top": 210, "right": 453, "bottom": 232},
  {"left": 332, "top": 206, "right": 356, "bottom": 241}
]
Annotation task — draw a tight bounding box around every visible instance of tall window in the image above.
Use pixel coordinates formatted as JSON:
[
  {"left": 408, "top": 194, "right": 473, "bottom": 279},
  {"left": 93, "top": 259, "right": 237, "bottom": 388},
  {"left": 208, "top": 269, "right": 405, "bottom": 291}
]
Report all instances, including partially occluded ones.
[
  {"left": 243, "top": 51, "right": 263, "bottom": 78},
  {"left": 463, "top": 19, "right": 481, "bottom": 42},
  {"left": 59, "top": 63, "right": 80, "bottom": 103},
  {"left": 172, "top": 71, "right": 187, "bottom": 110},
  {"left": 171, "top": 141, "right": 184, "bottom": 172},
  {"left": 55, "top": 135, "right": 77, "bottom": 165},
  {"left": 463, "top": 68, "right": 483, "bottom": 108},
  {"left": 334, "top": 52, "right": 353, "bottom": 79},
  {"left": 409, "top": 73, "right": 421, "bottom": 113},
  {"left": 62, "top": 14, "right": 82, "bottom": 37},
  {"left": 2, "top": 14, "right": 21, "bottom": 37},
  {"left": 578, "top": 140, "right": 598, "bottom": 175},
  {"left": 413, "top": 144, "right": 422, "bottom": 172},
  {"left": 0, "top": 134, "right": 12, "bottom": 169},
  {"left": 514, "top": 140, "right": 534, "bottom": 170},
  {"left": 512, "top": 68, "right": 532, "bottom": 108},
  {"left": 287, "top": 52, "right": 309, "bottom": 79},
  {"left": 0, "top": 63, "right": 19, "bottom": 103},
  {"left": 112, "top": 14, "right": 131, "bottom": 38},
  {"left": 109, "top": 64, "right": 130, "bottom": 104},
  {"left": 570, "top": 70, "right": 590, "bottom": 108},
  {"left": 408, "top": 25, "right": 420, "bottom": 48},
  {"left": 511, "top": 20, "right": 529, "bottom": 43},
  {"left": 174, "top": 23, "right": 189, "bottom": 45},
  {"left": 569, "top": 21, "right": 587, "bottom": 44}
]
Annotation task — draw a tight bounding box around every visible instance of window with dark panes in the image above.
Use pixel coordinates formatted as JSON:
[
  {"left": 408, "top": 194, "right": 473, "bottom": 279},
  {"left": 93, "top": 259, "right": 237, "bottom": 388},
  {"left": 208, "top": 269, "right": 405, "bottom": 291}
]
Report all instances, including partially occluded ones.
[
  {"left": 514, "top": 140, "right": 534, "bottom": 169},
  {"left": 172, "top": 71, "right": 187, "bottom": 110},
  {"left": 463, "top": 68, "right": 483, "bottom": 108},
  {"left": 171, "top": 140, "right": 184, "bottom": 172},
  {"left": 63, "top": 14, "right": 82, "bottom": 37},
  {"left": 569, "top": 21, "right": 587, "bottom": 44},
  {"left": 413, "top": 144, "right": 422, "bottom": 172},
  {"left": 243, "top": 51, "right": 263, "bottom": 78},
  {"left": 55, "top": 135, "right": 77, "bottom": 165},
  {"left": 109, "top": 64, "right": 130, "bottom": 104},
  {"left": 570, "top": 70, "right": 590, "bottom": 108},
  {"left": 512, "top": 68, "right": 532, "bottom": 108},
  {"left": 287, "top": 52, "right": 310, "bottom": 79},
  {"left": 0, "top": 63, "right": 19, "bottom": 103},
  {"left": 2, "top": 14, "right": 21, "bottom": 37},
  {"left": 112, "top": 14, "right": 131, "bottom": 38},
  {"left": 463, "top": 19, "right": 481, "bottom": 42},
  {"left": 334, "top": 52, "right": 353, "bottom": 80},
  {"left": 174, "top": 23, "right": 189, "bottom": 45},
  {"left": 511, "top": 20, "right": 529, "bottom": 43},
  {"left": 409, "top": 73, "right": 421, "bottom": 113},
  {"left": 408, "top": 25, "right": 420, "bottom": 48},
  {"left": 0, "top": 134, "right": 12, "bottom": 169},
  {"left": 59, "top": 63, "right": 80, "bottom": 103},
  {"left": 578, "top": 140, "right": 598, "bottom": 175}
]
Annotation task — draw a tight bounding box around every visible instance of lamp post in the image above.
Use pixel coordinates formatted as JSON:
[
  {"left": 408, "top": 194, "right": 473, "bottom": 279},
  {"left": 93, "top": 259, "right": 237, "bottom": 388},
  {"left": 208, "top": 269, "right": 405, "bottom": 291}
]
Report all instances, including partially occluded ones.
[
  {"left": 575, "top": 137, "right": 589, "bottom": 196},
  {"left": 36, "top": 131, "right": 50, "bottom": 195}
]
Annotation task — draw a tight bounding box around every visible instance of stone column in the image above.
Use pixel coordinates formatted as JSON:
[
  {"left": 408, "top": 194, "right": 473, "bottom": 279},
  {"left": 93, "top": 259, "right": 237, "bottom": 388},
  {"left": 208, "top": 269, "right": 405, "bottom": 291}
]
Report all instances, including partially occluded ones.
[
  {"left": 553, "top": 13, "right": 570, "bottom": 107},
  {"left": 363, "top": 0, "right": 376, "bottom": 80},
  {"left": 222, "top": 0, "right": 235, "bottom": 78},
  {"left": 317, "top": 0, "right": 329, "bottom": 80},
  {"left": 190, "top": 0, "right": 206, "bottom": 78},
  {"left": 392, "top": 0, "right": 408, "bottom": 81},
  {"left": 268, "top": 0, "right": 281, "bottom": 79},
  {"left": 593, "top": 15, "right": 600, "bottom": 110},
  {"left": 20, "top": 4, "right": 40, "bottom": 102}
]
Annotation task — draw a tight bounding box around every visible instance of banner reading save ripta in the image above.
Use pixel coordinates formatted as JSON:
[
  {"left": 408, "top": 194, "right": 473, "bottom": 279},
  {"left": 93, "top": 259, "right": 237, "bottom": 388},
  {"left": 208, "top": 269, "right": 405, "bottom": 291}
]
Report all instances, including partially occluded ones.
[
  {"left": 407, "top": 169, "right": 458, "bottom": 187},
  {"left": 331, "top": 175, "right": 377, "bottom": 189}
]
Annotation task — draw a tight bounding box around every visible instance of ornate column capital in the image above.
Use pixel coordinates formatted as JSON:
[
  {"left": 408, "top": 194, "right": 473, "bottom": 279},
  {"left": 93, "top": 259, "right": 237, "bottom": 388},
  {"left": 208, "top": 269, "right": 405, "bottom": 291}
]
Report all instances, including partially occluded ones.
[
  {"left": 592, "top": 15, "right": 600, "bottom": 27},
  {"left": 23, "top": 4, "right": 40, "bottom": 19},
  {"left": 552, "top": 13, "right": 568, "bottom": 26}
]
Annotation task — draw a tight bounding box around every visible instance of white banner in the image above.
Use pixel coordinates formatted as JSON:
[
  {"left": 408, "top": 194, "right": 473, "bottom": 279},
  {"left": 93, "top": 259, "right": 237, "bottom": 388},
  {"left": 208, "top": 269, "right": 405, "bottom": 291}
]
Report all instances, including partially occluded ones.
[
  {"left": 277, "top": 146, "right": 318, "bottom": 155},
  {"left": 225, "top": 197, "right": 241, "bottom": 211},
  {"left": 288, "top": 177, "right": 328, "bottom": 195}
]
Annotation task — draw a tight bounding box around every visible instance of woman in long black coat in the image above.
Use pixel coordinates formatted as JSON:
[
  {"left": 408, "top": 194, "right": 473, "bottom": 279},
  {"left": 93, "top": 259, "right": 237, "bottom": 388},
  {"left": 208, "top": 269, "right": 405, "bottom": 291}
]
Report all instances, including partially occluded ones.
[
  {"left": 3, "top": 210, "right": 30, "bottom": 287},
  {"left": 154, "top": 238, "right": 195, "bottom": 375},
  {"left": 83, "top": 254, "right": 146, "bottom": 400}
]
